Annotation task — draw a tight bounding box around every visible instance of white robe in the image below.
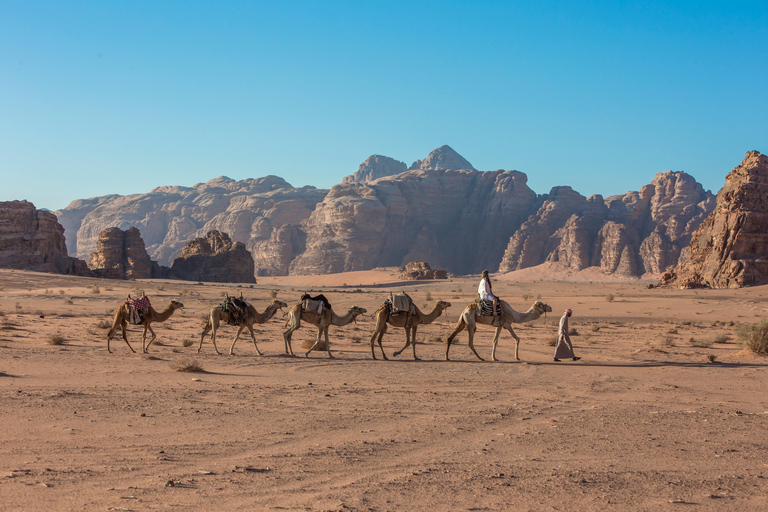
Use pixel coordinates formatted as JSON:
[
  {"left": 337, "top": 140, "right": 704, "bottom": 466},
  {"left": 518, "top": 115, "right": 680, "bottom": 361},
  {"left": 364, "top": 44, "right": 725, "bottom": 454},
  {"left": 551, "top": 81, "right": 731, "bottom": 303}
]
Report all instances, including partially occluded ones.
[{"left": 554, "top": 314, "right": 575, "bottom": 359}]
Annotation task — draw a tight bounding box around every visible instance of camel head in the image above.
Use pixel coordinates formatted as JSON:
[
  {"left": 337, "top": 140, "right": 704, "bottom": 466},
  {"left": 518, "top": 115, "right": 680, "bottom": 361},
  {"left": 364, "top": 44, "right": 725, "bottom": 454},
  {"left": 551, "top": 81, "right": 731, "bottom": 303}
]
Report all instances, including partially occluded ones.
[
  {"left": 349, "top": 306, "right": 367, "bottom": 317},
  {"left": 532, "top": 301, "right": 552, "bottom": 314},
  {"left": 169, "top": 300, "right": 185, "bottom": 310},
  {"left": 436, "top": 300, "right": 452, "bottom": 310},
  {"left": 271, "top": 299, "right": 288, "bottom": 310}
]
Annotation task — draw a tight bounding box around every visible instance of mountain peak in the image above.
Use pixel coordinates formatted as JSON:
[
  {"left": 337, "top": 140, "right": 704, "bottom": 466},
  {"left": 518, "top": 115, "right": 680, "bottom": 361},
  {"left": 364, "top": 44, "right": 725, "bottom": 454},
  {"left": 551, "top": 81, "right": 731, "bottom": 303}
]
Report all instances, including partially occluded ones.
[{"left": 409, "top": 145, "right": 476, "bottom": 171}]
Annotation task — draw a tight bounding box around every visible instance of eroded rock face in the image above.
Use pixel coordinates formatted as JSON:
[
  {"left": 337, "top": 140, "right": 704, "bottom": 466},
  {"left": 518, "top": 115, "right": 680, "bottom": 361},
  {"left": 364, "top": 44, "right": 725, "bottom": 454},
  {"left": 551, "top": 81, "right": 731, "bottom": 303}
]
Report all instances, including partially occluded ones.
[
  {"left": 0, "top": 200, "right": 91, "bottom": 275},
  {"left": 498, "top": 171, "right": 715, "bottom": 277},
  {"left": 408, "top": 145, "right": 477, "bottom": 171},
  {"left": 289, "top": 167, "right": 537, "bottom": 275},
  {"left": 399, "top": 261, "right": 448, "bottom": 280},
  {"left": 342, "top": 155, "right": 408, "bottom": 184},
  {"left": 56, "top": 176, "right": 328, "bottom": 274},
  {"left": 659, "top": 151, "right": 768, "bottom": 288},
  {"left": 88, "top": 226, "right": 166, "bottom": 279},
  {"left": 171, "top": 230, "right": 256, "bottom": 283}
]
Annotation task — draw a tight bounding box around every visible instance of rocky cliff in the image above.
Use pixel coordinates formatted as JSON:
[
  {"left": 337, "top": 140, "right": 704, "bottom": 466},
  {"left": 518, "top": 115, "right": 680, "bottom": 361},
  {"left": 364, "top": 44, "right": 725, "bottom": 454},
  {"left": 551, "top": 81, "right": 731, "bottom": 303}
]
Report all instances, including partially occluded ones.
[
  {"left": 408, "top": 145, "right": 476, "bottom": 171},
  {"left": 171, "top": 230, "right": 256, "bottom": 283},
  {"left": 498, "top": 171, "right": 715, "bottom": 277},
  {"left": 659, "top": 151, "right": 768, "bottom": 288},
  {"left": 56, "top": 176, "right": 328, "bottom": 270},
  {"left": 342, "top": 155, "right": 408, "bottom": 184},
  {"left": 0, "top": 200, "right": 91, "bottom": 275},
  {"left": 88, "top": 226, "right": 167, "bottom": 279}
]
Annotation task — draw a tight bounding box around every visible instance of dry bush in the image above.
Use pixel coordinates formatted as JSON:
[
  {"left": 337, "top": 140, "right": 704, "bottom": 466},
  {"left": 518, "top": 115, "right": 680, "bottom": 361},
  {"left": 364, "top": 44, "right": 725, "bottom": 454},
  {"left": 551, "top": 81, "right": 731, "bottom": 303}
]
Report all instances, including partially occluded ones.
[
  {"left": 178, "top": 287, "right": 190, "bottom": 296},
  {"left": 46, "top": 334, "right": 66, "bottom": 345},
  {"left": 605, "top": 294, "right": 614, "bottom": 302},
  {"left": 155, "top": 284, "right": 165, "bottom": 291},
  {"left": 668, "top": 327, "right": 679, "bottom": 334},
  {"left": 591, "top": 325, "right": 600, "bottom": 332},
  {"left": 689, "top": 337, "right": 712, "bottom": 348},
  {"left": 170, "top": 357, "right": 203, "bottom": 372},
  {"left": 95, "top": 319, "right": 111, "bottom": 329},
  {"left": 568, "top": 327, "right": 578, "bottom": 336},
  {"left": 736, "top": 320, "right": 768, "bottom": 354},
  {"left": 349, "top": 336, "right": 362, "bottom": 344},
  {"left": 660, "top": 335, "right": 675, "bottom": 347},
  {"left": 58, "top": 289, "right": 65, "bottom": 294},
  {"left": 269, "top": 289, "right": 278, "bottom": 298},
  {"left": 182, "top": 338, "right": 195, "bottom": 348},
  {"left": 548, "top": 336, "right": 558, "bottom": 347},
  {"left": 15, "top": 302, "right": 22, "bottom": 311},
  {"left": 711, "top": 334, "right": 730, "bottom": 343},
  {"left": 521, "top": 293, "right": 532, "bottom": 301},
  {"left": 301, "top": 338, "right": 327, "bottom": 351},
  {"left": 63, "top": 299, "right": 73, "bottom": 305},
  {"left": 90, "top": 286, "right": 101, "bottom": 294}
]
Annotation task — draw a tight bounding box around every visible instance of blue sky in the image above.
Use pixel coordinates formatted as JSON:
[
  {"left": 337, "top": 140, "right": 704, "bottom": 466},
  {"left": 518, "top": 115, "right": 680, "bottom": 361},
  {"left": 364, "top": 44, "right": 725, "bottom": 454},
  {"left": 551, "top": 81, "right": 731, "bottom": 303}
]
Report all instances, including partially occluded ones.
[{"left": 1, "top": 1, "right": 766, "bottom": 211}]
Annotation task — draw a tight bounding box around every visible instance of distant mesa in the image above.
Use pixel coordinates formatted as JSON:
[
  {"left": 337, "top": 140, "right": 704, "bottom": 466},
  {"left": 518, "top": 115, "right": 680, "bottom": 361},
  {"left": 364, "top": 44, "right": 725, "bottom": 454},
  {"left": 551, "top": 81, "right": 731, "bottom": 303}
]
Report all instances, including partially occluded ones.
[
  {"left": 659, "top": 151, "right": 768, "bottom": 288},
  {"left": 88, "top": 226, "right": 169, "bottom": 280},
  {"left": 399, "top": 261, "right": 448, "bottom": 280},
  {"left": 171, "top": 230, "right": 256, "bottom": 283},
  {"left": 0, "top": 200, "right": 91, "bottom": 276}
]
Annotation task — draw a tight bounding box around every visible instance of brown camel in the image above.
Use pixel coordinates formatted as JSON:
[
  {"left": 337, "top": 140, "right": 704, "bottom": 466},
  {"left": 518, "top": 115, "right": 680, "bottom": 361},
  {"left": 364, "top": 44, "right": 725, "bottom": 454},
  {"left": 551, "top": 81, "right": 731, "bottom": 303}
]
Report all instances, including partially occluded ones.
[
  {"left": 106, "top": 299, "right": 185, "bottom": 354},
  {"left": 283, "top": 303, "right": 367, "bottom": 358},
  {"left": 198, "top": 299, "right": 288, "bottom": 355},
  {"left": 369, "top": 300, "right": 452, "bottom": 360},
  {"left": 445, "top": 300, "right": 552, "bottom": 362}
]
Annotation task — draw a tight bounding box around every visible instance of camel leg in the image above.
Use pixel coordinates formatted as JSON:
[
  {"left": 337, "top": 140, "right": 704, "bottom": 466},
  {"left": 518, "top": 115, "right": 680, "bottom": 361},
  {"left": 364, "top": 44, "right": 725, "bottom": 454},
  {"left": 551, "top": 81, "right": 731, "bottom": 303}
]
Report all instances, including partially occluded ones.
[
  {"left": 229, "top": 325, "right": 245, "bottom": 355},
  {"left": 467, "top": 326, "right": 485, "bottom": 362},
  {"left": 392, "top": 325, "right": 410, "bottom": 358},
  {"left": 377, "top": 325, "right": 389, "bottom": 360},
  {"left": 244, "top": 324, "right": 262, "bottom": 356},
  {"left": 445, "top": 317, "right": 467, "bottom": 361},
  {"left": 410, "top": 325, "right": 420, "bottom": 360},
  {"left": 503, "top": 324, "right": 521, "bottom": 361},
  {"left": 198, "top": 318, "right": 212, "bottom": 353},
  {"left": 143, "top": 324, "right": 157, "bottom": 353},
  {"left": 119, "top": 321, "right": 134, "bottom": 353},
  {"left": 324, "top": 326, "right": 334, "bottom": 358},
  {"left": 369, "top": 314, "right": 388, "bottom": 360},
  {"left": 305, "top": 327, "right": 323, "bottom": 357},
  {"left": 283, "top": 315, "right": 299, "bottom": 356},
  {"left": 490, "top": 325, "right": 503, "bottom": 362}
]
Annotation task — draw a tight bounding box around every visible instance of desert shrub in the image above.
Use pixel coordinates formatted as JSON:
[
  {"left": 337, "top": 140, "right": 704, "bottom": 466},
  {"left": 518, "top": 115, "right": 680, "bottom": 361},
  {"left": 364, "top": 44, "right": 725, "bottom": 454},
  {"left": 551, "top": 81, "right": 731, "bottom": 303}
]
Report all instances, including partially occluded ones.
[
  {"left": 660, "top": 335, "right": 675, "bottom": 347},
  {"left": 727, "top": 321, "right": 735, "bottom": 327},
  {"left": 568, "top": 327, "right": 578, "bottom": 336},
  {"left": 58, "top": 289, "right": 65, "bottom": 294},
  {"left": 425, "top": 291, "right": 432, "bottom": 301},
  {"left": 668, "top": 328, "right": 679, "bottom": 334},
  {"left": 525, "top": 322, "right": 534, "bottom": 328},
  {"left": 681, "top": 321, "right": 692, "bottom": 326},
  {"left": 349, "top": 336, "right": 361, "bottom": 344},
  {"left": 155, "top": 284, "right": 165, "bottom": 291},
  {"left": 591, "top": 325, "right": 600, "bottom": 332},
  {"left": 521, "top": 293, "right": 532, "bottom": 301},
  {"left": 711, "top": 334, "right": 730, "bottom": 343},
  {"left": 170, "top": 357, "right": 203, "bottom": 372},
  {"left": 46, "top": 334, "right": 66, "bottom": 345},
  {"left": 63, "top": 299, "right": 73, "bottom": 305},
  {"left": 548, "top": 337, "right": 558, "bottom": 347},
  {"left": 269, "top": 289, "right": 278, "bottom": 298},
  {"left": 15, "top": 302, "right": 22, "bottom": 311},
  {"left": 605, "top": 294, "right": 614, "bottom": 302},
  {"left": 44, "top": 289, "right": 51, "bottom": 295},
  {"left": 182, "top": 339, "right": 194, "bottom": 348},
  {"left": 736, "top": 320, "right": 768, "bottom": 354},
  {"left": 301, "top": 338, "right": 327, "bottom": 351},
  {"left": 96, "top": 319, "right": 111, "bottom": 329},
  {"left": 689, "top": 337, "right": 712, "bottom": 348},
  {"left": 91, "top": 286, "right": 101, "bottom": 294}
]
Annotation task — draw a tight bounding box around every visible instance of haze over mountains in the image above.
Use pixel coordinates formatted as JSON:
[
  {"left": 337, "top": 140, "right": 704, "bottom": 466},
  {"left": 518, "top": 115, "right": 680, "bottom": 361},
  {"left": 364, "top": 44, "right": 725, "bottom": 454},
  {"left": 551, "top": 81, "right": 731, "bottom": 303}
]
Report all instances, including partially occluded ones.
[{"left": 56, "top": 146, "right": 716, "bottom": 278}]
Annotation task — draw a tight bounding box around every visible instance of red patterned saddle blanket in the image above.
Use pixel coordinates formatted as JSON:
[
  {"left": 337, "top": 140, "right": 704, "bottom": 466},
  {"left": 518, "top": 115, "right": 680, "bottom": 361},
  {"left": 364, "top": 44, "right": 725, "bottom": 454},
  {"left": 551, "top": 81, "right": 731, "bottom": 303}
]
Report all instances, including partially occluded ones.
[{"left": 125, "top": 295, "right": 151, "bottom": 324}]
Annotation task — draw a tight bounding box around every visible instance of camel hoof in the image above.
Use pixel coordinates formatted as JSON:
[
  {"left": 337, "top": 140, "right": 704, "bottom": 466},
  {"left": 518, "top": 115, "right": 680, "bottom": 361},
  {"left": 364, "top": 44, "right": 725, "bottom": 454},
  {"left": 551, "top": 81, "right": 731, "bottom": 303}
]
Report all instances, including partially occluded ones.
[
  {"left": 414, "top": 357, "right": 421, "bottom": 361},
  {"left": 305, "top": 352, "right": 311, "bottom": 358}
]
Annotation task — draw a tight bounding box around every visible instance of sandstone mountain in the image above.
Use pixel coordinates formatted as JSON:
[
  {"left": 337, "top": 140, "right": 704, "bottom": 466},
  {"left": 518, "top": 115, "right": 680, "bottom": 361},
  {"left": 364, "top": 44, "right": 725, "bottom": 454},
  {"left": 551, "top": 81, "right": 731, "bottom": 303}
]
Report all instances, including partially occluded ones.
[
  {"left": 0, "top": 200, "right": 91, "bottom": 275},
  {"left": 171, "top": 230, "right": 256, "bottom": 283},
  {"left": 53, "top": 146, "right": 722, "bottom": 279},
  {"left": 88, "top": 226, "right": 168, "bottom": 279},
  {"left": 499, "top": 171, "right": 716, "bottom": 276},
  {"left": 342, "top": 155, "right": 408, "bottom": 184},
  {"left": 56, "top": 176, "right": 327, "bottom": 269},
  {"left": 659, "top": 151, "right": 768, "bottom": 288}
]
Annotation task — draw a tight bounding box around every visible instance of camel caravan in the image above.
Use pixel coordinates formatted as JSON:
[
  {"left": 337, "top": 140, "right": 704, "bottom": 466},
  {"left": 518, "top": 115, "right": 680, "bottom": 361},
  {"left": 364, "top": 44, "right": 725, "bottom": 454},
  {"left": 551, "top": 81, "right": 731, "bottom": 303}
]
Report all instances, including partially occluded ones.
[{"left": 106, "top": 271, "right": 553, "bottom": 362}]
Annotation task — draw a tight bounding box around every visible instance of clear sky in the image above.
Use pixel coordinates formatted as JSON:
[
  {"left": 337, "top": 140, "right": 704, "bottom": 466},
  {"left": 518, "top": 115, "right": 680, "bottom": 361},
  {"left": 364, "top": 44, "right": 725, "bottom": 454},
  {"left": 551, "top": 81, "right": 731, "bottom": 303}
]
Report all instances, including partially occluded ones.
[{"left": 1, "top": 1, "right": 766, "bottom": 211}]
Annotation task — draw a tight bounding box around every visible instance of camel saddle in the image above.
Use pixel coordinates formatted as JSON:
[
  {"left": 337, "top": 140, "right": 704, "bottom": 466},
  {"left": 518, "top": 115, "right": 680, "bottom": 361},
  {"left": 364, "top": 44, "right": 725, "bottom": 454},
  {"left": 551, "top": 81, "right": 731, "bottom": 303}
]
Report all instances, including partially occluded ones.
[
  {"left": 125, "top": 295, "right": 151, "bottom": 325},
  {"left": 476, "top": 298, "right": 501, "bottom": 317},
  {"left": 387, "top": 292, "right": 415, "bottom": 316},
  {"left": 222, "top": 295, "right": 248, "bottom": 326},
  {"left": 301, "top": 293, "right": 331, "bottom": 314}
]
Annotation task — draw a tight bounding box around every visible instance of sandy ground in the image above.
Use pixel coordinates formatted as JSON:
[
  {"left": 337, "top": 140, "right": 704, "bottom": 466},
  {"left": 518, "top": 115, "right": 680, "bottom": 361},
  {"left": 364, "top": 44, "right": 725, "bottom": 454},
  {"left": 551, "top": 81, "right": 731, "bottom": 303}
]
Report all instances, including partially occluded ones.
[{"left": 2, "top": 268, "right": 768, "bottom": 511}]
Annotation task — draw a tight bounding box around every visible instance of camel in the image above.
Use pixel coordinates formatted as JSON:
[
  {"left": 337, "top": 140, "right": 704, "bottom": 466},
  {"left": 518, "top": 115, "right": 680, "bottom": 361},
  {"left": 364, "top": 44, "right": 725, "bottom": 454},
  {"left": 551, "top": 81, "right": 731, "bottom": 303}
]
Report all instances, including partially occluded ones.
[
  {"left": 445, "top": 300, "right": 552, "bottom": 362},
  {"left": 283, "top": 302, "right": 367, "bottom": 358},
  {"left": 198, "top": 299, "right": 288, "bottom": 355},
  {"left": 369, "top": 300, "right": 452, "bottom": 360},
  {"left": 106, "top": 299, "right": 185, "bottom": 354}
]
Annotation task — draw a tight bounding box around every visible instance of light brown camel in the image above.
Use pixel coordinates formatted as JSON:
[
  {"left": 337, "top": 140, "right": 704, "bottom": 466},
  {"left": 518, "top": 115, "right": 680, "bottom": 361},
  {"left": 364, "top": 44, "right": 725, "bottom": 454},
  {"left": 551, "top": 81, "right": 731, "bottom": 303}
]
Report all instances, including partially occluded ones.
[
  {"left": 283, "top": 303, "right": 367, "bottom": 358},
  {"left": 198, "top": 299, "right": 288, "bottom": 355},
  {"left": 106, "top": 299, "right": 185, "bottom": 354},
  {"left": 445, "top": 300, "right": 552, "bottom": 362},
  {"left": 370, "top": 300, "right": 452, "bottom": 360}
]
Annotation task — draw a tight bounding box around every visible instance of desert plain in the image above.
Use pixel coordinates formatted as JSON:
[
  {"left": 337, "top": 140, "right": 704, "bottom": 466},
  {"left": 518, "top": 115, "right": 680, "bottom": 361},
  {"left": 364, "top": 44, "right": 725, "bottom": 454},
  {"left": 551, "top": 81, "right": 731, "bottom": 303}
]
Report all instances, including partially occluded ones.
[{"left": 1, "top": 267, "right": 768, "bottom": 511}]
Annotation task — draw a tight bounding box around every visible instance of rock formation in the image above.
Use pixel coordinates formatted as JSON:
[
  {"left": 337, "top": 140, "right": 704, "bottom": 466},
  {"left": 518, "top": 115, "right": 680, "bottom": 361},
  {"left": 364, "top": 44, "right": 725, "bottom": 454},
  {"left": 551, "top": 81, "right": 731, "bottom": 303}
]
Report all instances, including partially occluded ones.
[
  {"left": 56, "top": 176, "right": 327, "bottom": 273},
  {"left": 498, "top": 171, "right": 715, "bottom": 277},
  {"left": 342, "top": 155, "right": 408, "bottom": 184},
  {"left": 659, "top": 151, "right": 768, "bottom": 288},
  {"left": 88, "top": 226, "right": 167, "bottom": 279},
  {"left": 171, "top": 230, "right": 256, "bottom": 283},
  {"left": 399, "top": 261, "right": 448, "bottom": 280},
  {"left": 408, "top": 145, "right": 476, "bottom": 171},
  {"left": 0, "top": 200, "right": 91, "bottom": 275}
]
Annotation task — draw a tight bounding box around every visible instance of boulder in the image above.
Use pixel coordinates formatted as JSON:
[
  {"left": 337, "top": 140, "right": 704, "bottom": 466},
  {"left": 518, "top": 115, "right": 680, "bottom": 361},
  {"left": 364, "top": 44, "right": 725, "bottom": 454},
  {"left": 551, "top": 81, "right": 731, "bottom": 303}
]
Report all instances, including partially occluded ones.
[
  {"left": 88, "top": 226, "right": 167, "bottom": 279},
  {"left": 0, "top": 200, "right": 91, "bottom": 275},
  {"left": 171, "top": 230, "right": 256, "bottom": 283},
  {"left": 399, "top": 261, "right": 448, "bottom": 280},
  {"left": 659, "top": 151, "right": 768, "bottom": 288}
]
